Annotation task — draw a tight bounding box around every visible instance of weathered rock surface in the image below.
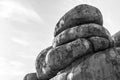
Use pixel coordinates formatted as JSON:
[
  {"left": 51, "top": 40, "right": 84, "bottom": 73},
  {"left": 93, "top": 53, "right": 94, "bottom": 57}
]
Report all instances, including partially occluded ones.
[
  {"left": 23, "top": 4, "right": 120, "bottom": 80},
  {"left": 36, "top": 39, "right": 92, "bottom": 80},
  {"left": 116, "top": 47, "right": 120, "bottom": 55},
  {"left": 46, "top": 39, "right": 92, "bottom": 70},
  {"left": 24, "top": 73, "right": 38, "bottom": 80},
  {"left": 50, "top": 48, "right": 120, "bottom": 80},
  {"left": 53, "top": 23, "right": 111, "bottom": 47},
  {"left": 36, "top": 37, "right": 111, "bottom": 80},
  {"left": 54, "top": 4, "right": 103, "bottom": 36},
  {"left": 113, "top": 31, "right": 120, "bottom": 47},
  {"left": 88, "top": 36, "right": 109, "bottom": 52},
  {"left": 36, "top": 46, "right": 53, "bottom": 80}
]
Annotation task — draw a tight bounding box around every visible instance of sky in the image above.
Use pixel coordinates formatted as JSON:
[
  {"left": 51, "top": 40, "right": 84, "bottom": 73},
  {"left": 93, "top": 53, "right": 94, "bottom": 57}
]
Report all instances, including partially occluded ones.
[{"left": 0, "top": 0, "right": 120, "bottom": 80}]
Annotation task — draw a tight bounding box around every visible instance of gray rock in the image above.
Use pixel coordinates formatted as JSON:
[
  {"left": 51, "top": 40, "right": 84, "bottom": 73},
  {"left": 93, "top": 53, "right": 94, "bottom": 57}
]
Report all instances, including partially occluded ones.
[
  {"left": 53, "top": 23, "right": 111, "bottom": 47},
  {"left": 25, "top": 4, "right": 118, "bottom": 80},
  {"left": 112, "top": 31, "right": 120, "bottom": 47},
  {"left": 50, "top": 72, "right": 68, "bottom": 80},
  {"left": 36, "top": 36, "right": 111, "bottom": 80},
  {"left": 54, "top": 4, "right": 103, "bottom": 36},
  {"left": 116, "top": 47, "right": 120, "bottom": 55},
  {"left": 36, "top": 39, "right": 92, "bottom": 80},
  {"left": 23, "top": 73, "right": 38, "bottom": 80},
  {"left": 35, "top": 46, "right": 54, "bottom": 80},
  {"left": 51, "top": 48, "right": 120, "bottom": 80},
  {"left": 89, "top": 36, "right": 110, "bottom": 52},
  {"left": 47, "top": 36, "right": 111, "bottom": 72},
  {"left": 46, "top": 38, "right": 92, "bottom": 71}
]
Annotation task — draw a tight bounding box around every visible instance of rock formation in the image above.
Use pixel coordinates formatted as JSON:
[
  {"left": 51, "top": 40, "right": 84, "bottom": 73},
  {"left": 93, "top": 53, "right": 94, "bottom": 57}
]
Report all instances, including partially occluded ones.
[{"left": 23, "top": 4, "right": 120, "bottom": 80}]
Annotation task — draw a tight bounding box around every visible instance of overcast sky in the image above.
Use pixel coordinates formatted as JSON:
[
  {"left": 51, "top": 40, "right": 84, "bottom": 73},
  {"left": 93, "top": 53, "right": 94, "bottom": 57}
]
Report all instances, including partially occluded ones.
[{"left": 0, "top": 0, "right": 120, "bottom": 80}]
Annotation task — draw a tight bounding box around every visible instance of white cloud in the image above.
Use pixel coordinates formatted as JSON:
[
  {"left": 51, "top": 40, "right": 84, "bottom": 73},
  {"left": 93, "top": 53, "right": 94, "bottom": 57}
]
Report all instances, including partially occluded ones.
[
  {"left": 0, "top": 0, "right": 44, "bottom": 23},
  {"left": 18, "top": 52, "right": 35, "bottom": 59},
  {"left": 0, "top": 56, "right": 26, "bottom": 80},
  {"left": 11, "top": 37, "right": 30, "bottom": 46},
  {"left": 20, "top": 54, "right": 35, "bottom": 59}
]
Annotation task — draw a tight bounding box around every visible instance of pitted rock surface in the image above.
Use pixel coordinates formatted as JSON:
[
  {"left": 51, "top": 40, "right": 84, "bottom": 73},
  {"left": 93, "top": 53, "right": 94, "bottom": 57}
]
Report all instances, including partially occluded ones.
[
  {"left": 36, "top": 46, "right": 53, "bottom": 80},
  {"left": 46, "top": 39, "right": 92, "bottom": 70},
  {"left": 50, "top": 48, "right": 120, "bottom": 80},
  {"left": 36, "top": 37, "right": 112, "bottom": 80},
  {"left": 88, "top": 36, "right": 109, "bottom": 52},
  {"left": 23, "top": 4, "right": 120, "bottom": 80},
  {"left": 113, "top": 31, "right": 120, "bottom": 47},
  {"left": 54, "top": 4, "right": 103, "bottom": 37},
  {"left": 53, "top": 23, "right": 111, "bottom": 47},
  {"left": 36, "top": 39, "right": 92, "bottom": 79}
]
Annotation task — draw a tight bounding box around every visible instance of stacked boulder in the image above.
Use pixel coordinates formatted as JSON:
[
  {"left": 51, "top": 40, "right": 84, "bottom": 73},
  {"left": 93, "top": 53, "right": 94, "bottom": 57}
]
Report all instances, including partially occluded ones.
[
  {"left": 113, "top": 31, "right": 120, "bottom": 55},
  {"left": 24, "top": 4, "right": 120, "bottom": 80}
]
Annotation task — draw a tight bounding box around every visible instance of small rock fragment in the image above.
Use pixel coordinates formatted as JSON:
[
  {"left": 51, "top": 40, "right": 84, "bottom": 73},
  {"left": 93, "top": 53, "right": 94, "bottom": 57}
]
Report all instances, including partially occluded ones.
[{"left": 89, "top": 36, "right": 110, "bottom": 52}]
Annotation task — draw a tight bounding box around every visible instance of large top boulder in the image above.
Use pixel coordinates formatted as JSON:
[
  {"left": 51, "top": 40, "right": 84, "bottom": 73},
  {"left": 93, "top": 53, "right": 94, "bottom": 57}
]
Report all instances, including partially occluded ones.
[{"left": 54, "top": 4, "right": 103, "bottom": 36}]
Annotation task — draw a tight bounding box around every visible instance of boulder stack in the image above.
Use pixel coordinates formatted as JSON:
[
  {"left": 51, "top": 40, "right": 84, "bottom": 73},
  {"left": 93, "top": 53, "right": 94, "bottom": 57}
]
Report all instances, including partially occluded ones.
[{"left": 24, "top": 4, "right": 120, "bottom": 80}]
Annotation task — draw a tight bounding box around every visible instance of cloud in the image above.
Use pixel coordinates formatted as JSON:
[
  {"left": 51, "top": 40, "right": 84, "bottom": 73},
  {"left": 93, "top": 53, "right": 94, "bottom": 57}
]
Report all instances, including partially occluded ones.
[
  {"left": 18, "top": 52, "right": 35, "bottom": 59},
  {"left": 0, "top": 56, "right": 26, "bottom": 80},
  {"left": 0, "top": 0, "right": 44, "bottom": 24},
  {"left": 11, "top": 37, "right": 30, "bottom": 46}
]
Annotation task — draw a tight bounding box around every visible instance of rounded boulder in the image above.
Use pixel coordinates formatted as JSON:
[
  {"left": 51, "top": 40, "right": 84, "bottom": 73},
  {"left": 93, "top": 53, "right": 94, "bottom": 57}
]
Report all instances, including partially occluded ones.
[{"left": 54, "top": 4, "right": 103, "bottom": 36}]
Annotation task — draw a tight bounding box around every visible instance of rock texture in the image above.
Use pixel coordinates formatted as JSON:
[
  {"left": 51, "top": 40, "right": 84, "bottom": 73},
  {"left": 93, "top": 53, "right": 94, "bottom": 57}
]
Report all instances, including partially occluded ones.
[
  {"left": 35, "top": 46, "right": 53, "bottom": 80},
  {"left": 53, "top": 23, "right": 111, "bottom": 47},
  {"left": 54, "top": 4, "right": 103, "bottom": 37},
  {"left": 24, "top": 4, "right": 120, "bottom": 80},
  {"left": 50, "top": 48, "right": 120, "bottom": 80},
  {"left": 113, "top": 31, "right": 120, "bottom": 47},
  {"left": 24, "top": 73, "right": 38, "bottom": 80}
]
